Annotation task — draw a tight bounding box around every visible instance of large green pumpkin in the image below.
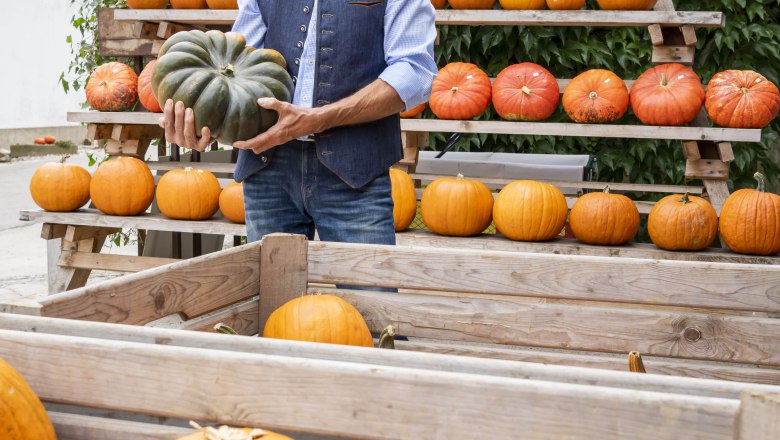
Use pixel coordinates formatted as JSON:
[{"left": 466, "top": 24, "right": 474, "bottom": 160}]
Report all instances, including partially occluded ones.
[{"left": 152, "top": 30, "right": 294, "bottom": 145}]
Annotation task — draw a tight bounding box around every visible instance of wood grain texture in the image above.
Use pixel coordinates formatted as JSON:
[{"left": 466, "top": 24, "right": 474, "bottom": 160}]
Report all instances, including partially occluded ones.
[
  {"left": 179, "top": 299, "right": 259, "bottom": 336},
  {"left": 652, "top": 45, "right": 696, "bottom": 65},
  {"left": 41, "top": 223, "right": 67, "bottom": 240},
  {"left": 64, "top": 225, "right": 120, "bottom": 242},
  {"left": 49, "top": 235, "right": 108, "bottom": 294},
  {"left": 686, "top": 158, "right": 730, "bottom": 180},
  {"left": 58, "top": 251, "right": 179, "bottom": 273},
  {"left": 49, "top": 412, "right": 192, "bottom": 440},
  {"left": 736, "top": 391, "right": 780, "bottom": 440},
  {"left": 259, "top": 234, "right": 308, "bottom": 334}
]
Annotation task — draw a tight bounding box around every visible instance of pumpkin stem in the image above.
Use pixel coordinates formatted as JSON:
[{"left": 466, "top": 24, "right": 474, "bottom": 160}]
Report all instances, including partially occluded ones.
[
  {"left": 456, "top": 173, "right": 465, "bottom": 180},
  {"left": 378, "top": 325, "right": 397, "bottom": 349},
  {"left": 60, "top": 155, "right": 70, "bottom": 164},
  {"left": 603, "top": 185, "right": 611, "bottom": 194},
  {"left": 660, "top": 73, "right": 668, "bottom": 87},
  {"left": 184, "top": 166, "right": 194, "bottom": 172},
  {"left": 213, "top": 322, "right": 239, "bottom": 335},
  {"left": 679, "top": 192, "right": 691, "bottom": 204},
  {"left": 220, "top": 64, "right": 236, "bottom": 77},
  {"left": 450, "top": 86, "right": 459, "bottom": 93},
  {"left": 754, "top": 172, "right": 767, "bottom": 192},
  {"left": 521, "top": 85, "right": 533, "bottom": 95},
  {"left": 588, "top": 91, "right": 598, "bottom": 100},
  {"left": 628, "top": 351, "right": 646, "bottom": 373},
  {"left": 740, "top": 87, "right": 751, "bottom": 95}
]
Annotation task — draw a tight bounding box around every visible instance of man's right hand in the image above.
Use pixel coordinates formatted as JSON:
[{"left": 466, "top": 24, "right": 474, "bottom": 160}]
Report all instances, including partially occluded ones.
[{"left": 158, "top": 99, "right": 214, "bottom": 152}]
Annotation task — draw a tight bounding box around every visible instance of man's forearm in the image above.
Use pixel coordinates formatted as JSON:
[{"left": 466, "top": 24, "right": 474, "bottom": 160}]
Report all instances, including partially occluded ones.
[{"left": 311, "top": 79, "right": 406, "bottom": 133}]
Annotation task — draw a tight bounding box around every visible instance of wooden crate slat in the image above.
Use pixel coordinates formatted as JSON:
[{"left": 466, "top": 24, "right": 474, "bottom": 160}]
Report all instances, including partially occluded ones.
[
  {"left": 58, "top": 251, "right": 180, "bottom": 273},
  {"left": 178, "top": 299, "right": 259, "bottom": 335},
  {"left": 49, "top": 412, "right": 192, "bottom": 440}
]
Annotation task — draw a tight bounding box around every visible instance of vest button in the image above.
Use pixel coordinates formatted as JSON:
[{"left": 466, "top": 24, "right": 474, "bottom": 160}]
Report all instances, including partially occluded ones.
[
  {"left": 294, "top": 58, "right": 300, "bottom": 65},
  {"left": 261, "top": 156, "right": 268, "bottom": 163},
  {"left": 296, "top": 41, "right": 303, "bottom": 49},
  {"left": 292, "top": 76, "right": 297, "bottom": 84},
  {"left": 303, "top": 6, "right": 310, "bottom": 13},
  {"left": 300, "top": 25, "right": 307, "bottom": 33}
]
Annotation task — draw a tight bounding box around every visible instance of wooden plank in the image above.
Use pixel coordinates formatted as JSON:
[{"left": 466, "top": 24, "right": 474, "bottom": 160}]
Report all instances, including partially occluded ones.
[
  {"left": 703, "top": 180, "right": 731, "bottom": 209},
  {"left": 99, "top": 39, "right": 164, "bottom": 57},
  {"left": 41, "top": 223, "right": 67, "bottom": 240},
  {"left": 648, "top": 24, "right": 664, "bottom": 46},
  {"left": 148, "top": 161, "right": 236, "bottom": 174},
  {"left": 97, "top": 8, "right": 157, "bottom": 40},
  {"left": 681, "top": 25, "right": 698, "bottom": 46},
  {"left": 736, "top": 391, "right": 780, "bottom": 440},
  {"left": 717, "top": 142, "right": 735, "bottom": 162},
  {"left": 65, "top": 226, "right": 121, "bottom": 242},
  {"left": 111, "top": 124, "right": 163, "bottom": 142},
  {"left": 39, "top": 242, "right": 261, "bottom": 325},
  {"left": 683, "top": 141, "right": 702, "bottom": 160},
  {"left": 58, "top": 251, "right": 179, "bottom": 273},
  {"left": 652, "top": 45, "right": 696, "bottom": 65},
  {"left": 49, "top": 236, "right": 108, "bottom": 294},
  {"left": 0, "top": 329, "right": 740, "bottom": 440},
  {"left": 686, "top": 158, "right": 730, "bottom": 180},
  {"left": 87, "top": 124, "right": 114, "bottom": 141},
  {"left": 156, "top": 21, "right": 202, "bottom": 39},
  {"left": 258, "top": 234, "right": 308, "bottom": 334},
  {"left": 49, "top": 412, "right": 192, "bottom": 440},
  {"left": 105, "top": 139, "right": 151, "bottom": 157},
  {"left": 178, "top": 299, "right": 259, "bottom": 335}
]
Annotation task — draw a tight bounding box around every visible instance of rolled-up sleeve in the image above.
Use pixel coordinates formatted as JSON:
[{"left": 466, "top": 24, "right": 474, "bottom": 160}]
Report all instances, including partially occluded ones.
[
  {"left": 233, "top": 0, "right": 267, "bottom": 49},
  {"left": 380, "top": 0, "right": 438, "bottom": 111}
]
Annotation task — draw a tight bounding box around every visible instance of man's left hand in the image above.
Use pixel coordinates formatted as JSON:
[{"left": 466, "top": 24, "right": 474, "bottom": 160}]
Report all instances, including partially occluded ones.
[{"left": 233, "top": 98, "right": 325, "bottom": 154}]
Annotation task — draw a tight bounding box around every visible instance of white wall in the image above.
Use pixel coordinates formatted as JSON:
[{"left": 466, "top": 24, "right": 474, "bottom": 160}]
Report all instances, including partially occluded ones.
[{"left": 1, "top": 1, "right": 85, "bottom": 129}]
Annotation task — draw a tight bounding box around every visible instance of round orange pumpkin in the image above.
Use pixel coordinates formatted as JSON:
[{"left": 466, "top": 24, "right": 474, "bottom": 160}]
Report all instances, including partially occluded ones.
[
  {"left": 493, "top": 63, "right": 560, "bottom": 121},
  {"left": 719, "top": 173, "right": 780, "bottom": 256},
  {"left": 448, "top": 0, "right": 495, "bottom": 8},
  {"left": 205, "top": 0, "right": 237, "bottom": 8},
  {"left": 390, "top": 168, "right": 417, "bottom": 232},
  {"left": 400, "top": 103, "right": 427, "bottom": 118},
  {"left": 138, "top": 60, "right": 162, "bottom": 113},
  {"left": 263, "top": 294, "right": 374, "bottom": 347},
  {"left": 597, "top": 0, "right": 657, "bottom": 9},
  {"left": 170, "top": 0, "right": 207, "bottom": 8},
  {"left": 156, "top": 167, "right": 221, "bottom": 220},
  {"left": 85, "top": 62, "right": 139, "bottom": 112},
  {"left": 705, "top": 70, "right": 780, "bottom": 129},
  {"left": 546, "top": 0, "right": 585, "bottom": 9},
  {"left": 421, "top": 174, "right": 494, "bottom": 236},
  {"left": 0, "top": 358, "right": 57, "bottom": 440},
  {"left": 493, "top": 180, "right": 568, "bottom": 242},
  {"left": 90, "top": 157, "right": 155, "bottom": 216},
  {"left": 43, "top": 136, "right": 57, "bottom": 144},
  {"left": 430, "top": 62, "right": 492, "bottom": 120},
  {"left": 569, "top": 186, "right": 639, "bottom": 246},
  {"left": 431, "top": 0, "right": 447, "bottom": 7},
  {"left": 178, "top": 422, "right": 293, "bottom": 440},
  {"left": 563, "top": 69, "right": 629, "bottom": 123},
  {"left": 630, "top": 63, "right": 705, "bottom": 126},
  {"left": 219, "top": 181, "right": 245, "bottom": 224},
  {"left": 29, "top": 157, "right": 91, "bottom": 212},
  {"left": 648, "top": 193, "right": 718, "bottom": 251},
  {"left": 499, "top": 0, "right": 545, "bottom": 8},
  {"left": 127, "top": 0, "right": 169, "bottom": 7},
  {"left": 33, "top": 138, "right": 46, "bottom": 145}
]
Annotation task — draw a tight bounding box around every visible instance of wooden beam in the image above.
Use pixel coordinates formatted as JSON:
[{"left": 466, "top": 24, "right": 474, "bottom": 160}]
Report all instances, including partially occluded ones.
[
  {"left": 736, "top": 391, "right": 780, "bottom": 440},
  {"left": 86, "top": 124, "right": 114, "bottom": 141},
  {"left": 717, "top": 142, "right": 735, "bottom": 162},
  {"left": 64, "top": 225, "right": 121, "bottom": 243},
  {"left": 258, "top": 234, "right": 308, "bottom": 334},
  {"left": 682, "top": 141, "right": 702, "bottom": 160},
  {"left": 41, "top": 223, "right": 67, "bottom": 240},
  {"left": 652, "top": 45, "right": 696, "bottom": 65},
  {"left": 99, "top": 39, "right": 164, "bottom": 57},
  {"left": 58, "top": 251, "right": 179, "bottom": 273},
  {"left": 49, "top": 235, "right": 108, "bottom": 294},
  {"left": 148, "top": 161, "right": 236, "bottom": 174},
  {"left": 110, "top": 124, "right": 163, "bottom": 142},
  {"left": 49, "top": 412, "right": 192, "bottom": 440},
  {"left": 178, "top": 299, "right": 259, "bottom": 335},
  {"left": 686, "top": 159, "right": 730, "bottom": 180}
]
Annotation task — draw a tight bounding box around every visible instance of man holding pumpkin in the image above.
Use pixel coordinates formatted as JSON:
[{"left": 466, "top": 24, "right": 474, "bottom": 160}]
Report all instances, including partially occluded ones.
[{"left": 160, "top": 1, "right": 437, "bottom": 247}]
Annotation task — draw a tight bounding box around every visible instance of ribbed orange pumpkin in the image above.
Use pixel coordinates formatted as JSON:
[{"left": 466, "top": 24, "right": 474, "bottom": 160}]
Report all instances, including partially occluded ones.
[
  {"left": 569, "top": 186, "right": 639, "bottom": 245},
  {"left": 430, "top": 62, "right": 492, "bottom": 120},
  {"left": 493, "top": 180, "right": 568, "bottom": 241},
  {"left": 156, "top": 168, "right": 221, "bottom": 220},
  {"left": 263, "top": 294, "right": 374, "bottom": 347},
  {"left": 400, "top": 103, "right": 427, "bottom": 118},
  {"left": 178, "top": 427, "right": 293, "bottom": 440},
  {"left": 719, "top": 173, "right": 780, "bottom": 256},
  {"left": 170, "top": 0, "right": 207, "bottom": 8},
  {"left": 219, "top": 181, "right": 245, "bottom": 224},
  {"left": 90, "top": 157, "right": 155, "bottom": 216},
  {"left": 448, "top": 0, "right": 495, "bottom": 8},
  {"left": 205, "top": 0, "right": 237, "bottom": 8},
  {"left": 546, "top": 0, "right": 585, "bottom": 9},
  {"left": 431, "top": 0, "right": 447, "bottom": 7},
  {"left": 127, "top": 0, "right": 169, "bottom": 7},
  {"left": 648, "top": 193, "right": 718, "bottom": 251},
  {"left": 499, "top": 0, "right": 545, "bottom": 8},
  {"left": 390, "top": 168, "right": 417, "bottom": 232},
  {"left": 0, "top": 358, "right": 57, "bottom": 440},
  {"left": 563, "top": 69, "right": 629, "bottom": 123},
  {"left": 705, "top": 70, "right": 780, "bottom": 129},
  {"left": 421, "top": 174, "right": 494, "bottom": 236},
  {"left": 138, "top": 60, "right": 162, "bottom": 113},
  {"left": 29, "top": 157, "right": 91, "bottom": 212},
  {"left": 85, "top": 62, "right": 139, "bottom": 112},
  {"left": 493, "top": 63, "right": 560, "bottom": 121},
  {"left": 597, "top": 0, "right": 657, "bottom": 9},
  {"left": 630, "top": 63, "right": 705, "bottom": 126}
]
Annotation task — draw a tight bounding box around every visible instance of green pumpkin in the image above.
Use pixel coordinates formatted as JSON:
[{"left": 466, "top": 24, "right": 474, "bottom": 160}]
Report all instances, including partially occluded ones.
[{"left": 152, "top": 30, "right": 294, "bottom": 145}]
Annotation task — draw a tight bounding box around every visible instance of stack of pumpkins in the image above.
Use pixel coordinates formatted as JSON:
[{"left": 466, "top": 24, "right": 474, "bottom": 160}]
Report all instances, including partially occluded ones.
[
  {"left": 435, "top": 0, "right": 659, "bottom": 10},
  {"left": 126, "top": 0, "right": 238, "bottom": 9}
]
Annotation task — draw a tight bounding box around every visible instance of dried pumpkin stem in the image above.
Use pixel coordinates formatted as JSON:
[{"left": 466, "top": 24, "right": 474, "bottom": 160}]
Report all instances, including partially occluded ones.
[
  {"left": 588, "top": 91, "right": 598, "bottom": 100},
  {"left": 660, "top": 73, "right": 668, "bottom": 87},
  {"left": 603, "top": 185, "right": 611, "bottom": 195},
  {"left": 521, "top": 85, "right": 533, "bottom": 95},
  {"left": 60, "top": 155, "right": 70, "bottom": 164},
  {"left": 221, "top": 64, "right": 236, "bottom": 77},
  {"left": 456, "top": 173, "right": 464, "bottom": 180},
  {"left": 214, "top": 322, "right": 239, "bottom": 335},
  {"left": 378, "top": 325, "right": 397, "bottom": 349},
  {"left": 754, "top": 172, "right": 767, "bottom": 192},
  {"left": 628, "top": 351, "right": 646, "bottom": 373},
  {"left": 679, "top": 192, "right": 691, "bottom": 204}
]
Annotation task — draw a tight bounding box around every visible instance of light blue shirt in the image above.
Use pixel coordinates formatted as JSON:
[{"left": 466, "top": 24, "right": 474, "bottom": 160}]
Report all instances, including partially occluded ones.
[{"left": 233, "top": 0, "right": 437, "bottom": 112}]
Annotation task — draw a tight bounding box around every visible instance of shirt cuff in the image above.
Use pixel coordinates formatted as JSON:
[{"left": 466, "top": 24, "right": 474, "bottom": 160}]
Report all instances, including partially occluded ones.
[{"left": 379, "top": 61, "right": 433, "bottom": 112}]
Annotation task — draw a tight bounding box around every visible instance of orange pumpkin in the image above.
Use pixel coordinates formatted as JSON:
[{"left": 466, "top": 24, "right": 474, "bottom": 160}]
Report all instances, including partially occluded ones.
[
  {"left": 178, "top": 422, "right": 294, "bottom": 440},
  {"left": 127, "top": 0, "right": 169, "bottom": 7},
  {"left": 33, "top": 138, "right": 46, "bottom": 145},
  {"left": 492, "top": 62, "right": 560, "bottom": 121},
  {"left": 138, "top": 60, "right": 162, "bottom": 113},
  {"left": 719, "top": 172, "right": 780, "bottom": 256},
  {"left": 156, "top": 167, "right": 221, "bottom": 220},
  {"left": 569, "top": 186, "right": 639, "bottom": 246},
  {"left": 0, "top": 359, "right": 57, "bottom": 440},
  {"left": 390, "top": 168, "right": 417, "bottom": 232},
  {"left": 29, "top": 157, "right": 91, "bottom": 212},
  {"left": 205, "top": 0, "right": 237, "bottom": 8},
  {"left": 263, "top": 294, "right": 374, "bottom": 347},
  {"left": 597, "top": 0, "right": 657, "bottom": 9},
  {"left": 648, "top": 193, "right": 718, "bottom": 251},
  {"left": 630, "top": 63, "right": 705, "bottom": 126},
  {"left": 430, "top": 62, "right": 492, "bottom": 120},
  {"left": 85, "top": 62, "right": 139, "bottom": 112},
  {"left": 493, "top": 180, "right": 568, "bottom": 242},
  {"left": 563, "top": 69, "right": 629, "bottom": 123},
  {"left": 421, "top": 174, "right": 494, "bottom": 236},
  {"left": 43, "top": 136, "right": 57, "bottom": 144},
  {"left": 219, "top": 181, "right": 245, "bottom": 224},
  {"left": 448, "top": 0, "right": 495, "bottom": 8},
  {"left": 705, "top": 70, "right": 780, "bottom": 129},
  {"left": 400, "top": 102, "right": 427, "bottom": 118},
  {"left": 170, "top": 0, "right": 208, "bottom": 8},
  {"left": 499, "top": 0, "right": 546, "bottom": 8},
  {"left": 431, "top": 0, "right": 447, "bottom": 7},
  {"left": 546, "top": 0, "right": 585, "bottom": 9},
  {"left": 90, "top": 157, "right": 155, "bottom": 216}
]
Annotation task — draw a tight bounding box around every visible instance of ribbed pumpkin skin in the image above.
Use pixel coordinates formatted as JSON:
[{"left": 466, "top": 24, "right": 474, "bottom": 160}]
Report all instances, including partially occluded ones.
[
  {"left": 170, "top": 0, "right": 207, "bottom": 8},
  {"left": 219, "top": 181, "right": 245, "bottom": 224},
  {"left": 570, "top": 188, "right": 639, "bottom": 245},
  {"left": 30, "top": 162, "right": 91, "bottom": 212},
  {"left": 138, "top": 60, "right": 162, "bottom": 113},
  {"left": 421, "top": 175, "right": 494, "bottom": 236},
  {"left": 705, "top": 70, "right": 780, "bottom": 129},
  {"left": 563, "top": 69, "right": 629, "bottom": 123},
  {"left": 494, "top": 180, "right": 568, "bottom": 241},
  {"left": 390, "top": 168, "right": 417, "bottom": 232},
  {"left": 493, "top": 63, "right": 560, "bottom": 121},
  {"left": 546, "top": 0, "right": 585, "bottom": 9},
  {"left": 449, "top": 0, "right": 495, "bottom": 8},
  {"left": 152, "top": 30, "right": 294, "bottom": 145},
  {"left": 630, "top": 63, "right": 705, "bottom": 126},
  {"left": 0, "top": 358, "right": 57, "bottom": 440},
  {"left": 431, "top": 0, "right": 447, "bottom": 8},
  {"left": 90, "top": 157, "right": 155, "bottom": 216},
  {"left": 156, "top": 168, "right": 221, "bottom": 220},
  {"left": 719, "top": 175, "right": 780, "bottom": 256},
  {"left": 127, "top": 0, "right": 169, "bottom": 7},
  {"left": 85, "top": 62, "right": 139, "bottom": 112},
  {"left": 430, "top": 62, "right": 492, "bottom": 120},
  {"left": 205, "top": 0, "right": 238, "bottom": 8},
  {"left": 400, "top": 102, "right": 427, "bottom": 118},
  {"left": 648, "top": 194, "right": 718, "bottom": 251},
  {"left": 263, "top": 295, "right": 374, "bottom": 347},
  {"left": 499, "top": 0, "right": 546, "bottom": 8},
  {"left": 597, "top": 0, "right": 657, "bottom": 9}
]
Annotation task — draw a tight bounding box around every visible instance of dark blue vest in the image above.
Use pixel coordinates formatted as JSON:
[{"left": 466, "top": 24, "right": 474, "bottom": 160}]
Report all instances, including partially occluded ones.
[{"left": 233, "top": 1, "right": 402, "bottom": 188}]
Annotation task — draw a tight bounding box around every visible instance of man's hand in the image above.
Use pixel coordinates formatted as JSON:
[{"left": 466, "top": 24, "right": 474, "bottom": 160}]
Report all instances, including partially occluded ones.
[
  {"left": 233, "top": 98, "right": 326, "bottom": 155},
  {"left": 158, "top": 99, "right": 214, "bottom": 152}
]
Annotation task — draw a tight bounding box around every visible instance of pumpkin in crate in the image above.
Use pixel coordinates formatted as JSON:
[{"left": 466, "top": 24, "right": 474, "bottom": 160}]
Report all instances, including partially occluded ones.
[
  {"left": 138, "top": 60, "right": 162, "bottom": 113},
  {"left": 596, "top": 0, "right": 657, "bottom": 9},
  {"left": 29, "top": 156, "right": 91, "bottom": 212},
  {"left": 719, "top": 173, "right": 780, "bottom": 256},
  {"left": 0, "top": 358, "right": 57, "bottom": 440},
  {"left": 152, "top": 30, "right": 294, "bottom": 145},
  {"left": 499, "top": 0, "right": 546, "bottom": 9},
  {"left": 90, "top": 157, "right": 155, "bottom": 216},
  {"left": 492, "top": 63, "right": 560, "bottom": 122},
  {"left": 390, "top": 168, "right": 417, "bottom": 232},
  {"left": 170, "top": 0, "right": 207, "bottom": 8},
  {"left": 263, "top": 294, "right": 374, "bottom": 347},
  {"left": 85, "top": 62, "right": 139, "bottom": 112},
  {"left": 400, "top": 102, "right": 427, "bottom": 118},
  {"left": 493, "top": 180, "right": 568, "bottom": 242},
  {"left": 206, "top": 0, "right": 238, "bottom": 8},
  {"left": 546, "top": 0, "right": 585, "bottom": 9},
  {"left": 647, "top": 193, "right": 718, "bottom": 251},
  {"left": 127, "top": 0, "right": 169, "bottom": 7},
  {"left": 429, "top": 62, "right": 492, "bottom": 120},
  {"left": 562, "top": 69, "right": 629, "bottom": 123},
  {"left": 569, "top": 186, "right": 639, "bottom": 246},
  {"left": 630, "top": 63, "right": 705, "bottom": 126},
  {"left": 705, "top": 70, "right": 780, "bottom": 129},
  {"left": 219, "top": 181, "right": 245, "bottom": 224},
  {"left": 157, "top": 167, "right": 222, "bottom": 220},
  {"left": 421, "top": 174, "right": 493, "bottom": 236},
  {"left": 448, "top": 0, "right": 495, "bottom": 8},
  {"left": 431, "top": 0, "right": 447, "bottom": 7}
]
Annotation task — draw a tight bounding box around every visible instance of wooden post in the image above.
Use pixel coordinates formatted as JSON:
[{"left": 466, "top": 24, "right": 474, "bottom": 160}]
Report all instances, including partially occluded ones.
[
  {"left": 651, "top": 0, "right": 696, "bottom": 66},
  {"left": 736, "top": 391, "right": 780, "bottom": 440},
  {"left": 258, "top": 234, "right": 309, "bottom": 333},
  {"left": 49, "top": 227, "right": 110, "bottom": 294}
]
